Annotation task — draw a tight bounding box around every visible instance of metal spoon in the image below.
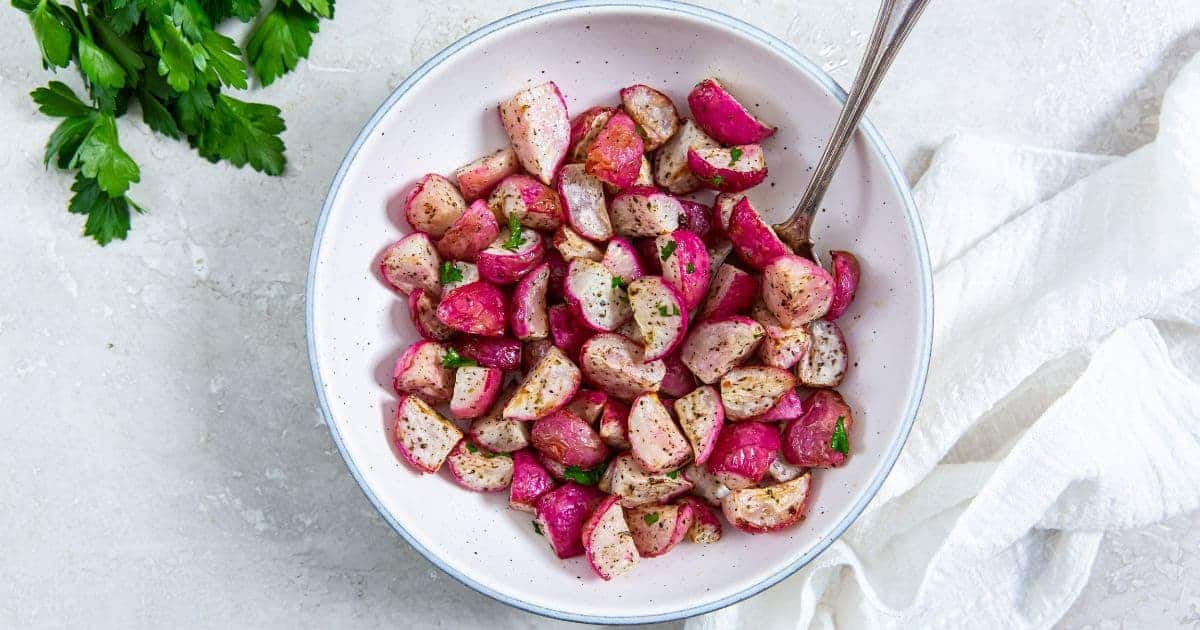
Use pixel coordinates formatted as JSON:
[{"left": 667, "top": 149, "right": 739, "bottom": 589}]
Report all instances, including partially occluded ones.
[{"left": 774, "top": 0, "right": 932, "bottom": 259}]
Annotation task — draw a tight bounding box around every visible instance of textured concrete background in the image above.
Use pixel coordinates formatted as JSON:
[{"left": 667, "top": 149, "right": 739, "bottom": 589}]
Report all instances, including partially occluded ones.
[{"left": 2, "top": 1, "right": 1198, "bottom": 628}]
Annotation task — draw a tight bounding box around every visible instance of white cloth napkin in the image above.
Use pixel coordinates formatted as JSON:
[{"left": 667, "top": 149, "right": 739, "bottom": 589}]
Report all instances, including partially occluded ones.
[{"left": 686, "top": 53, "right": 1200, "bottom": 630}]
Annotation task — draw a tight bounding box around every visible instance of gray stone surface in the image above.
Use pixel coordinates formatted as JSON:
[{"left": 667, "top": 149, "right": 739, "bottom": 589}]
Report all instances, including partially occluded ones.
[{"left": 1, "top": 1, "right": 1197, "bottom": 628}]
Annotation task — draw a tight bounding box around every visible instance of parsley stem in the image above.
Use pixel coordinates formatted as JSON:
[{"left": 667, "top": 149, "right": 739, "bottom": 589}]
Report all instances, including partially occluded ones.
[{"left": 73, "top": 0, "right": 95, "bottom": 41}]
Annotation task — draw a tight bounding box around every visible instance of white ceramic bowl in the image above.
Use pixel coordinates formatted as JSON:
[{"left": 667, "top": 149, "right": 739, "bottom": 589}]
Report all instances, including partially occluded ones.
[{"left": 307, "top": 0, "right": 932, "bottom": 623}]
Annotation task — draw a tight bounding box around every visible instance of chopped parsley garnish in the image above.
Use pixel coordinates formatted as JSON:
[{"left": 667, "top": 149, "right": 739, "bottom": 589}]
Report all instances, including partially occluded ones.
[
  {"left": 709, "top": 175, "right": 725, "bottom": 188},
  {"left": 612, "top": 276, "right": 628, "bottom": 289},
  {"left": 728, "top": 147, "right": 743, "bottom": 165},
  {"left": 686, "top": 263, "right": 695, "bottom": 274},
  {"left": 465, "top": 443, "right": 479, "bottom": 453},
  {"left": 658, "top": 304, "right": 680, "bottom": 317},
  {"left": 659, "top": 240, "right": 677, "bottom": 261},
  {"left": 642, "top": 512, "right": 660, "bottom": 525},
  {"left": 532, "top": 521, "right": 544, "bottom": 536},
  {"left": 438, "top": 260, "right": 463, "bottom": 285},
  {"left": 502, "top": 214, "right": 525, "bottom": 251},
  {"left": 665, "top": 470, "right": 679, "bottom": 479},
  {"left": 830, "top": 416, "right": 849, "bottom": 454},
  {"left": 563, "top": 461, "right": 608, "bottom": 486},
  {"left": 442, "top": 347, "right": 477, "bottom": 369},
  {"left": 634, "top": 122, "right": 648, "bottom": 140}
]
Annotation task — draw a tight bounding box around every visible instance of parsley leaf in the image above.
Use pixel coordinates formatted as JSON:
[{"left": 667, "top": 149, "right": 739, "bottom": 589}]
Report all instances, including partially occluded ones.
[
  {"left": 67, "top": 174, "right": 141, "bottom": 245},
  {"left": 138, "top": 90, "right": 182, "bottom": 139},
  {"left": 709, "top": 175, "right": 725, "bottom": 188},
  {"left": 642, "top": 512, "right": 659, "bottom": 525},
  {"left": 294, "top": 0, "right": 335, "bottom": 18},
  {"left": 70, "top": 113, "right": 140, "bottom": 196},
  {"left": 193, "top": 94, "right": 286, "bottom": 175},
  {"left": 442, "top": 347, "right": 477, "bottom": 369},
  {"left": 465, "top": 443, "right": 479, "bottom": 453},
  {"left": 563, "top": 462, "right": 608, "bottom": 486},
  {"left": 686, "top": 262, "right": 695, "bottom": 274},
  {"left": 173, "top": 86, "right": 215, "bottom": 136},
  {"left": 245, "top": 4, "right": 318, "bottom": 87},
  {"left": 611, "top": 276, "right": 628, "bottom": 289},
  {"left": 199, "top": 30, "right": 249, "bottom": 90},
  {"left": 830, "top": 416, "right": 849, "bottom": 454},
  {"left": 503, "top": 214, "right": 525, "bottom": 251},
  {"left": 31, "top": 82, "right": 92, "bottom": 118},
  {"left": 659, "top": 240, "right": 676, "bottom": 261},
  {"left": 44, "top": 113, "right": 97, "bottom": 168},
  {"left": 666, "top": 470, "right": 679, "bottom": 479},
  {"left": 28, "top": 0, "right": 73, "bottom": 68},
  {"left": 728, "top": 147, "right": 743, "bottom": 165},
  {"left": 439, "top": 261, "right": 463, "bottom": 285},
  {"left": 532, "top": 521, "right": 544, "bottom": 536},
  {"left": 78, "top": 38, "right": 128, "bottom": 89}
]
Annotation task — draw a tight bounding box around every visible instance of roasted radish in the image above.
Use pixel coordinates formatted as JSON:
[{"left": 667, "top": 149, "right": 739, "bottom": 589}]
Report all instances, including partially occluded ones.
[
  {"left": 380, "top": 233, "right": 441, "bottom": 296},
  {"left": 656, "top": 230, "right": 710, "bottom": 311},
  {"left": 533, "top": 482, "right": 604, "bottom": 558},
  {"left": 658, "top": 351, "right": 696, "bottom": 398},
  {"left": 498, "top": 81, "right": 570, "bottom": 185},
  {"left": 568, "top": 106, "right": 617, "bottom": 163},
  {"left": 488, "top": 174, "right": 564, "bottom": 232},
  {"left": 674, "top": 386, "right": 725, "bottom": 465},
  {"left": 404, "top": 173, "right": 467, "bottom": 238},
  {"left": 798, "top": 319, "right": 848, "bottom": 388},
  {"left": 392, "top": 395, "right": 462, "bottom": 473},
  {"left": 476, "top": 226, "right": 546, "bottom": 285},
  {"left": 687, "top": 144, "right": 768, "bottom": 193},
  {"left": 564, "top": 258, "right": 633, "bottom": 332},
  {"left": 511, "top": 262, "right": 551, "bottom": 341},
  {"left": 449, "top": 365, "right": 503, "bottom": 420},
  {"left": 628, "top": 392, "right": 691, "bottom": 473},
  {"left": 700, "top": 264, "right": 758, "bottom": 320},
  {"left": 719, "top": 366, "right": 795, "bottom": 420},
  {"left": 509, "top": 449, "right": 555, "bottom": 512},
  {"left": 826, "top": 250, "right": 860, "bottom": 320},
  {"left": 585, "top": 111, "right": 644, "bottom": 189},
  {"left": 601, "top": 238, "right": 645, "bottom": 284},
  {"left": 783, "top": 389, "right": 852, "bottom": 467},
  {"left": 407, "top": 288, "right": 453, "bottom": 341},
  {"left": 619, "top": 83, "right": 679, "bottom": 151},
  {"left": 504, "top": 346, "right": 582, "bottom": 420},
  {"left": 653, "top": 118, "right": 719, "bottom": 194},
  {"left": 679, "top": 316, "right": 765, "bottom": 384},
  {"left": 435, "top": 281, "right": 508, "bottom": 337},
  {"left": 548, "top": 304, "right": 591, "bottom": 359},
  {"left": 454, "top": 336, "right": 522, "bottom": 371},
  {"left": 558, "top": 163, "right": 613, "bottom": 242},
  {"left": 626, "top": 502, "right": 692, "bottom": 557},
  {"left": 752, "top": 301, "right": 812, "bottom": 370},
  {"left": 677, "top": 496, "right": 723, "bottom": 544},
  {"left": 553, "top": 225, "right": 604, "bottom": 262},
  {"left": 721, "top": 472, "right": 811, "bottom": 533},
  {"left": 566, "top": 389, "right": 608, "bottom": 425},
  {"left": 455, "top": 147, "right": 521, "bottom": 201},
  {"left": 727, "top": 197, "right": 790, "bottom": 270},
  {"left": 687, "top": 78, "right": 776, "bottom": 145},
  {"left": 627, "top": 276, "right": 688, "bottom": 360},
  {"left": 582, "top": 495, "right": 640, "bottom": 580},
  {"left": 598, "top": 399, "right": 632, "bottom": 449},
  {"left": 762, "top": 254, "right": 835, "bottom": 327},
  {"left": 683, "top": 462, "right": 730, "bottom": 506},
  {"left": 447, "top": 441, "right": 515, "bottom": 492},
  {"left": 531, "top": 408, "right": 609, "bottom": 467},
  {"left": 600, "top": 453, "right": 693, "bottom": 508},
  {"left": 580, "top": 333, "right": 666, "bottom": 401},
  {"left": 437, "top": 199, "right": 500, "bottom": 261},
  {"left": 609, "top": 186, "right": 682, "bottom": 238},
  {"left": 706, "top": 421, "right": 780, "bottom": 489},
  {"left": 392, "top": 341, "right": 453, "bottom": 404}
]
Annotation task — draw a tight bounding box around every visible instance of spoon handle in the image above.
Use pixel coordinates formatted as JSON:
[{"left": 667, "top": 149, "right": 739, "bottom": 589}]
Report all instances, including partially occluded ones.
[{"left": 774, "top": 0, "right": 932, "bottom": 258}]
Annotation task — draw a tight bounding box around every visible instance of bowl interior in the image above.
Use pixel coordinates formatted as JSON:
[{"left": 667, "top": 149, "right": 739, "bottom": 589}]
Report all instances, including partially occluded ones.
[{"left": 309, "top": 1, "right": 930, "bottom": 623}]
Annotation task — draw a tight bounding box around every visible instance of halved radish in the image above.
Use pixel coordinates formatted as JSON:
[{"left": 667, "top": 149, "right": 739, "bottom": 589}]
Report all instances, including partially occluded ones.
[
  {"left": 677, "top": 199, "right": 713, "bottom": 240},
  {"left": 582, "top": 495, "right": 640, "bottom": 580},
  {"left": 534, "top": 482, "right": 604, "bottom": 559},
  {"left": 712, "top": 193, "right": 744, "bottom": 235},
  {"left": 585, "top": 111, "right": 644, "bottom": 189},
  {"left": 548, "top": 304, "right": 591, "bottom": 359},
  {"left": 674, "top": 386, "right": 725, "bottom": 465},
  {"left": 598, "top": 399, "right": 631, "bottom": 449},
  {"left": 768, "top": 456, "right": 805, "bottom": 482},
  {"left": 407, "top": 288, "right": 453, "bottom": 341},
  {"left": 679, "top": 316, "right": 765, "bottom": 384},
  {"left": 600, "top": 453, "right": 693, "bottom": 508},
  {"left": 498, "top": 81, "right": 570, "bottom": 185},
  {"left": 609, "top": 186, "right": 682, "bottom": 237},
  {"left": 700, "top": 264, "right": 758, "bottom": 320},
  {"left": 727, "top": 197, "right": 790, "bottom": 270},
  {"left": 449, "top": 365, "right": 503, "bottom": 420},
  {"left": 380, "top": 233, "right": 441, "bottom": 296},
  {"left": 676, "top": 496, "right": 723, "bottom": 544},
  {"left": 706, "top": 421, "right": 780, "bottom": 490},
  {"left": 627, "top": 502, "right": 692, "bottom": 558},
  {"left": 656, "top": 230, "right": 711, "bottom": 311},
  {"left": 504, "top": 346, "right": 582, "bottom": 420},
  {"left": 511, "top": 262, "right": 550, "bottom": 341},
  {"left": 455, "top": 147, "right": 521, "bottom": 201},
  {"left": 620, "top": 83, "right": 680, "bottom": 150},
  {"left": 435, "top": 281, "right": 507, "bottom": 337},
  {"left": 447, "top": 441, "right": 515, "bottom": 492},
  {"left": 659, "top": 351, "right": 696, "bottom": 398},
  {"left": 783, "top": 389, "right": 853, "bottom": 467},
  {"left": 627, "top": 276, "right": 688, "bottom": 360},
  {"left": 558, "top": 163, "right": 613, "bottom": 241},
  {"left": 826, "top": 250, "right": 860, "bottom": 320},
  {"left": 601, "top": 238, "right": 645, "bottom": 284},
  {"left": 683, "top": 462, "right": 730, "bottom": 506},
  {"left": 568, "top": 106, "right": 617, "bottom": 163},
  {"left": 798, "top": 318, "right": 849, "bottom": 388},
  {"left": 488, "top": 174, "right": 564, "bottom": 232},
  {"left": 392, "top": 341, "right": 453, "bottom": 404},
  {"left": 531, "top": 408, "right": 609, "bottom": 468},
  {"left": 752, "top": 301, "right": 812, "bottom": 369},
  {"left": 392, "top": 395, "right": 462, "bottom": 473},
  {"left": 454, "top": 336, "right": 521, "bottom": 371},
  {"left": 687, "top": 78, "right": 776, "bottom": 145},
  {"left": 580, "top": 333, "right": 666, "bottom": 401},
  {"left": 752, "top": 388, "right": 805, "bottom": 423},
  {"left": 762, "top": 254, "right": 835, "bottom": 327},
  {"left": 566, "top": 389, "right": 608, "bottom": 425},
  {"left": 628, "top": 392, "right": 692, "bottom": 473},
  {"left": 687, "top": 144, "right": 768, "bottom": 193},
  {"left": 476, "top": 226, "right": 546, "bottom": 285},
  {"left": 469, "top": 410, "right": 531, "bottom": 453},
  {"left": 553, "top": 225, "right": 604, "bottom": 262},
  {"left": 509, "top": 449, "right": 555, "bottom": 512},
  {"left": 564, "top": 258, "right": 633, "bottom": 332},
  {"left": 653, "top": 118, "right": 720, "bottom": 194},
  {"left": 721, "top": 473, "right": 811, "bottom": 534},
  {"left": 404, "top": 173, "right": 467, "bottom": 238},
  {"left": 719, "top": 366, "right": 796, "bottom": 420},
  {"left": 437, "top": 199, "right": 500, "bottom": 261}
]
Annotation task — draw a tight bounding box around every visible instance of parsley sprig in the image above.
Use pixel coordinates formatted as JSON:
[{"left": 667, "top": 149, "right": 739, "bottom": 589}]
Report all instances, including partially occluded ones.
[
  {"left": 13, "top": 0, "right": 335, "bottom": 245},
  {"left": 442, "top": 347, "right": 477, "bottom": 369},
  {"left": 438, "top": 260, "right": 463, "bottom": 285},
  {"left": 502, "top": 213, "right": 526, "bottom": 251},
  {"left": 563, "top": 461, "right": 608, "bottom": 486},
  {"left": 830, "top": 416, "right": 849, "bottom": 454}
]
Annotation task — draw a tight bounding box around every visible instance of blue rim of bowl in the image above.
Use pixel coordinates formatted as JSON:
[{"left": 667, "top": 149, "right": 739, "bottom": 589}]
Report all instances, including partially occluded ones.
[{"left": 306, "top": 0, "right": 934, "bottom": 624}]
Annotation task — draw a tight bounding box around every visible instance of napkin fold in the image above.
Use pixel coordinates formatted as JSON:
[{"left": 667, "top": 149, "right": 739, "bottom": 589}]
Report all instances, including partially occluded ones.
[{"left": 687, "top": 53, "right": 1200, "bottom": 629}]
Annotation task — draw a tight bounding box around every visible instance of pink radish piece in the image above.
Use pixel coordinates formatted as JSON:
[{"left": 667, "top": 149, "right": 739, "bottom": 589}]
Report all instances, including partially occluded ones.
[
  {"left": 677, "top": 496, "right": 723, "bottom": 544},
  {"left": 498, "top": 81, "right": 570, "bottom": 185},
  {"left": 511, "top": 262, "right": 551, "bottom": 341},
  {"left": 455, "top": 147, "right": 521, "bottom": 201},
  {"left": 656, "top": 230, "right": 711, "bottom": 311},
  {"left": 449, "top": 365, "right": 503, "bottom": 420},
  {"left": 437, "top": 199, "right": 500, "bottom": 261},
  {"left": 683, "top": 462, "right": 730, "bottom": 506},
  {"left": 687, "top": 78, "right": 777, "bottom": 145},
  {"left": 722, "top": 472, "right": 811, "bottom": 534},
  {"left": 712, "top": 192, "right": 744, "bottom": 236},
  {"left": 719, "top": 366, "right": 796, "bottom": 420},
  {"left": 476, "top": 227, "right": 546, "bottom": 285},
  {"left": 798, "top": 318, "right": 849, "bottom": 388},
  {"left": 826, "top": 250, "right": 861, "bottom": 320},
  {"left": 783, "top": 389, "right": 853, "bottom": 467},
  {"left": 454, "top": 336, "right": 521, "bottom": 371},
  {"left": 706, "top": 421, "right": 780, "bottom": 490},
  {"left": 677, "top": 199, "right": 713, "bottom": 240},
  {"left": 553, "top": 225, "right": 604, "bottom": 262},
  {"left": 533, "top": 482, "right": 604, "bottom": 559},
  {"left": 687, "top": 144, "right": 768, "bottom": 193},
  {"left": 568, "top": 106, "right": 617, "bottom": 163},
  {"left": 627, "top": 503, "right": 693, "bottom": 558},
  {"left": 380, "top": 233, "right": 441, "bottom": 296},
  {"left": 762, "top": 254, "right": 835, "bottom": 327},
  {"left": 548, "top": 304, "right": 591, "bottom": 359},
  {"left": 653, "top": 118, "right": 719, "bottom": 194},
  {"left": 580, "top": 333, "right": 666, "bottom": 401},
  {"left": 392, "top": 395, "right": 462, "bottom": 473},
  {"left": 407, "top": 288, "right": 453, "bottom": 341},
  {"left": 447, "top": 441, "right": 515, "bottom": 492},
  {"left": 601, "top": 238, "right": 645, "bottom": 283},
  {"left": 727, "top": 197, "right": 790, "bottom": 270},
  {"left": 504, "top": 346, "right": 582, "bottom": 420},
  {"left": 700, "top": 264, "right": 758, "bottom": 320},
  {"left": 608, "top": 186, "right": 682, "bottom": 238},
  {"left": 585, "top": 111, "right": 644, "bottom": 189},
  {"left": 600, "top": 453, "right": 693, "bottom": 508},
  {"left": 619, "top": 83, "right": 680, "bottom": 151},
  {"left": 752, "top": 388, "right": 805, "bottom": 423},
  {"left": 752, "top": 301, "right": 812, "bottom": 370},
  {"left": 768, "top": 456, "right": 805, "bottom": 483},
  {"left": 469, "top": 407, "right": 531, "bottom": 454},
  {"left": 679, "top": 316, "right": 765, "bottom": 384},
  {"left": 564, "top": 258, "right": 633, "bottom": 332},
  {"left": 404, "top": 173, "right": 467, "bottom": 238},
  {"left": 598, "top": 399, "right": 631, "bottom": 449},
  {"left": 558, "top": 163, "right": 613, "bottom": 241},
  {"left": 392, "top": 341, "right": 453, "bottom": 404},
  {"left": 628, "top": 392, "right": 691, "bottom": 473},
  {"left": 658, "top": 351, "right": 695, "bottom": 398},
  {"left": 435, "top": 281, "right": 507, "bottom": 337},
  {"left": 531, "top": 408, "right": 609, "bottom": 468},
  {"left": 566, "top": 389, "right": 608, "bottom": 425},
  {"left": 488, "top": 174, "right": 564, "bottom": 232},
  {"left": 627, "top": 276, "right": 688, "bottom": 360},
  {"left": 582, "top": 495, "right": 640, "bottom": 580},
  {"left": 509, "top": 449, "right": 555, "bottom": 512},
  {"left": 674, "top": 386, "right": 725, "bottom": 465}
]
